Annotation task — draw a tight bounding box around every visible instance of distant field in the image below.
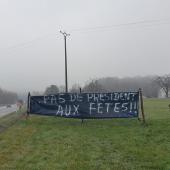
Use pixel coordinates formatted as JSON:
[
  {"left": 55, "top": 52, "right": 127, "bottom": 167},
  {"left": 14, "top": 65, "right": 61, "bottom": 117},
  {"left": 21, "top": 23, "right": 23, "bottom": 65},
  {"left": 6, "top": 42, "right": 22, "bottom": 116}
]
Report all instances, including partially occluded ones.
[{"left": 0, "top": 99, "right": 170, "bottom": 170}]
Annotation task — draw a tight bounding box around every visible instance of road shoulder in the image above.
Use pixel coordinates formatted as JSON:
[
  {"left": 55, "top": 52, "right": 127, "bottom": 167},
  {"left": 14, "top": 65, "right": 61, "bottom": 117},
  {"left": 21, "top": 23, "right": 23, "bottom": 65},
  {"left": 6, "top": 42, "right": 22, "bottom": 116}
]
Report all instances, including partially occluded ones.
[{"left": 0, "top": 109, "right": 26, "bottom": 133}]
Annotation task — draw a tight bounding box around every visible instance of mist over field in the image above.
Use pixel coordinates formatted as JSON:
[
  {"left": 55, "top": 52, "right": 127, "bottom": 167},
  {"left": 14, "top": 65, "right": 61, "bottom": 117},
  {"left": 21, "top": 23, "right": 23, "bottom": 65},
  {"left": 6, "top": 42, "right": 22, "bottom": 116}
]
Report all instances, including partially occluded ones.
[{"left": 0, "top": 0, "right": 170, "bottom": 93}]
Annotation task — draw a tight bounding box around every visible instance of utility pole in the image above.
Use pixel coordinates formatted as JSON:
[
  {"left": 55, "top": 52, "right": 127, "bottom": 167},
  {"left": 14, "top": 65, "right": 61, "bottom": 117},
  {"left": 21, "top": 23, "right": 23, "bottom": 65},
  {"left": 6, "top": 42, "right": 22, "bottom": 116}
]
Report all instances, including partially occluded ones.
[{"left": 60, "top": 31, "right": 70, "bottom": 93}]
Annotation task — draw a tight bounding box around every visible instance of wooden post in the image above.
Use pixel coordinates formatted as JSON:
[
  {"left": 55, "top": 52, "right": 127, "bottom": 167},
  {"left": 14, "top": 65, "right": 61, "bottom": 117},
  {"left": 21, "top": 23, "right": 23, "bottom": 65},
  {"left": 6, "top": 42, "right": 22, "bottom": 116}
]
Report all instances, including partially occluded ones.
[
  {"left": 139, "top": 88, "right": 145, "bottom": 123},
  {"left": 26, "top": 92, "right": 31, "bottom": 119},
  {"left": 80, "top": 88, "right": 84, "bottom": 124}
]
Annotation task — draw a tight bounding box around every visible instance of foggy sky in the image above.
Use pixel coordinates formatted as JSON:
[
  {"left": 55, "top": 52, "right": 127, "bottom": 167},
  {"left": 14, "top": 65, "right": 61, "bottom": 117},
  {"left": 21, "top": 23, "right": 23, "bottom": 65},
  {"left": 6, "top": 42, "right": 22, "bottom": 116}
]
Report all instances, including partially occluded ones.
[{"left": 0, "top": 0, "right": 170, "bottom": 93}]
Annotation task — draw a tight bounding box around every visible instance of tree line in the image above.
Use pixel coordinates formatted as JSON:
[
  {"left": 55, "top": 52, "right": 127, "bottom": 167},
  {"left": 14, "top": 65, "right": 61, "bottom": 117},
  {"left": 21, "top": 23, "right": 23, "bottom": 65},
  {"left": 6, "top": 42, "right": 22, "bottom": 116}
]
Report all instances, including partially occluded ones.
[
  {"left": 0, "top": 88, "right": 18, "bottom": 105},
  {"left": 40, "top": 75, "right": 170, "bottom": 98}
]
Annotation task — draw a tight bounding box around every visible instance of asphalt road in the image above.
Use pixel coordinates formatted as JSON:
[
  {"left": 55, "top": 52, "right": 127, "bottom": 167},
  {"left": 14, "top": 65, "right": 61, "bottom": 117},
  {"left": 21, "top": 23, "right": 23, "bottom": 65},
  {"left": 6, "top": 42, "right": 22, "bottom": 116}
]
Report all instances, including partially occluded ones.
[{"left": 0, "top": 105, "right": 18, "bottom": 118}]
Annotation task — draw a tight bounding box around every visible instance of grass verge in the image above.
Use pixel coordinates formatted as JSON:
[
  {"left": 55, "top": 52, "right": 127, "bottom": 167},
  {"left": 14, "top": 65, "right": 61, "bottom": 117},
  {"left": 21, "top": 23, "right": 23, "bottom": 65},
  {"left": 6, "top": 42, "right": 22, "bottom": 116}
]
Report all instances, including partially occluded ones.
[
  {"left": 0, "top": 108, "right": 26, "bottom": 133},
  {"left": 0, "top": 99, "right": 170, "bottom": 170}
]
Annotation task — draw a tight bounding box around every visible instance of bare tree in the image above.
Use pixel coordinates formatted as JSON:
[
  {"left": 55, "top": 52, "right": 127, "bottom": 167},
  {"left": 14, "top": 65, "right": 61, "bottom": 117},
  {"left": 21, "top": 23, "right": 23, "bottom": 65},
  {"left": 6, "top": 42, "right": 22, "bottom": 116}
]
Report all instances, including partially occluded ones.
[
  {"left": 44, "top": 85, "right": 59, "bottom": 95},
  {"left": 58, "top": 85, "right": 65, "bottom": 93},
  {"left": 0, "top": 87, "right": 18, "bottom": 104},
  {"left": 32, "top": 91, "right": 43, "bottom": 96},
  {"left": 98, "top": 76, "right": 159, "bottom": 97},
  {"left": 70, "top": 84, "right": 81, "bottom": 93},
  {"left": 83, "top": 79, "right": 104, "bottom": 92},
  {"left": 155, "top": 75, "right": 170, "bottom": 98}
]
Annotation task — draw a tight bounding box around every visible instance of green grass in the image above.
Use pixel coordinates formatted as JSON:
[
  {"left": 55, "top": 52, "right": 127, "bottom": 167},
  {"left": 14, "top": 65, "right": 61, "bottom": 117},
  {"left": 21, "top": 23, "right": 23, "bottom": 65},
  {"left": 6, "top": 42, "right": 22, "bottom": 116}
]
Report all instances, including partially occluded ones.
[
  {"left": 0, "top": 108, "right": 26, "bottom": 133},
  {"left": 0, "top": 99, "right": 170, "bottom": 170}
]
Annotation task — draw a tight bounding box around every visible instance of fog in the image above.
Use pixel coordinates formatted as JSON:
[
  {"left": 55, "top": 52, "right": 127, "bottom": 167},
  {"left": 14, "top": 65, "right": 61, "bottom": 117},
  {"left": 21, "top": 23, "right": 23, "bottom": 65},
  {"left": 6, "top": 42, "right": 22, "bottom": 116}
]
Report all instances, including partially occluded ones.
[{"left": 0, "top": 0, "right": 170, "bottom": 93}]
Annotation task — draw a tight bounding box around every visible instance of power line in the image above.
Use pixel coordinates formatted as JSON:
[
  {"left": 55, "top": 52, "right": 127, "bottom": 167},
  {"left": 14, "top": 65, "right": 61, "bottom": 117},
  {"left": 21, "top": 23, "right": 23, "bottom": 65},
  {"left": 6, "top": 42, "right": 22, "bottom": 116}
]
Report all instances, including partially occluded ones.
[
  {"left": 70, "top": 18, "right": 170, "bottom": 33},
  {"left": 1, "top": 33, "right": 54, "bottom": 51},
  {"left": 1, "top": 17, "right": 170, "bottom": 51}
]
